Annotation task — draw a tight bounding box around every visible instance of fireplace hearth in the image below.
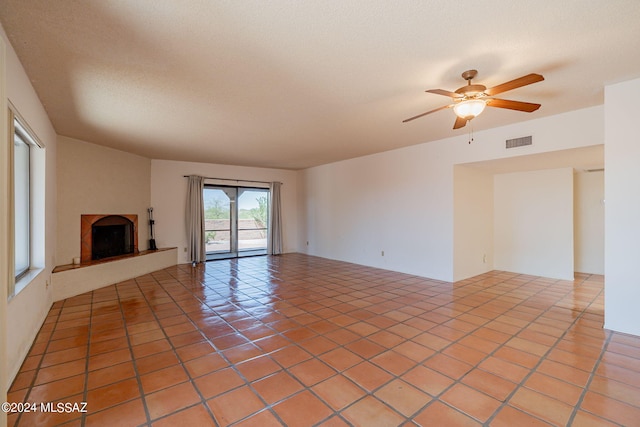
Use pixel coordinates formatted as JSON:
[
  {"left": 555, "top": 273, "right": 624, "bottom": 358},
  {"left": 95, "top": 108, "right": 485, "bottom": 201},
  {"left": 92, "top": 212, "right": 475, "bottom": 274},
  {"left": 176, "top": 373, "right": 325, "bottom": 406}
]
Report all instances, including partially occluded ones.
[{"left": 81, "top": 214, "right": 138, "bottom": 262}]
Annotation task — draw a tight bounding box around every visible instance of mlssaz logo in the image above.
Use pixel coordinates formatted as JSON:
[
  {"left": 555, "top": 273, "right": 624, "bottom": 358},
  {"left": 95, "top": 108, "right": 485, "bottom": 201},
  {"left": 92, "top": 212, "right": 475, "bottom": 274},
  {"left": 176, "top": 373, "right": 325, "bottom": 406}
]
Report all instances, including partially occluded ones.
[{"left": 39, "top": 402, "right": 88, "bottom": 413}]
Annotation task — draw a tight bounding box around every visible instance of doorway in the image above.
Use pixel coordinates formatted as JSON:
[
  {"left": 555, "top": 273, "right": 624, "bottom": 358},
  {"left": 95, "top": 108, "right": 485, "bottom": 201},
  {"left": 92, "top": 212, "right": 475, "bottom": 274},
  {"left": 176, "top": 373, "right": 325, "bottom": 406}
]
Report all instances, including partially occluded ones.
[{"left": 203, "top": 185, "right": 269, "bottom": 260}]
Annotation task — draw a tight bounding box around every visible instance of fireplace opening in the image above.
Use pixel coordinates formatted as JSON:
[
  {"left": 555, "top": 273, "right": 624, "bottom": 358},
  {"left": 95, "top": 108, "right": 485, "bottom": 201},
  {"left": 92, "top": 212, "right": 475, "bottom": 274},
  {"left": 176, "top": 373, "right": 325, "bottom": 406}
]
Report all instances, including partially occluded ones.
[
  {"left": 80, "top": 214, "right": 138, "bottom": 263},
  {"left": 91, "top": 215, "right": 135, "bottom": 260}
]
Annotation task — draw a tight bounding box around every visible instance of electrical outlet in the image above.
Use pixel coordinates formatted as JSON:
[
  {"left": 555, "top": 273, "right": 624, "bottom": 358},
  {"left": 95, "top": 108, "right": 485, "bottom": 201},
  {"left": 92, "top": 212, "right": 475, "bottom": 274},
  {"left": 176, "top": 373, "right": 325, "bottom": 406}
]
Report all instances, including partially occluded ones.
[
  {"left": 483, "top": 254, "right": 487, "bottom": 263},
  {"left": 381, "top": 250, "right": 385, "bottom": 256},
  {"left": 306, "top": 241, "right": 309, "bottom": 246},
  {"left": 184, "top": 247, "right": 187, "bottom": 252}
]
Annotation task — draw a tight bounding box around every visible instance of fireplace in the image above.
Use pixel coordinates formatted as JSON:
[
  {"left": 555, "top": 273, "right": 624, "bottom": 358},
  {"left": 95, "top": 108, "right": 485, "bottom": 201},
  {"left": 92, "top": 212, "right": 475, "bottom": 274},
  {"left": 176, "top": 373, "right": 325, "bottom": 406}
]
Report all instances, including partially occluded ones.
[{"left": 81, "top": 214, "right": 138, "bottom": 262}]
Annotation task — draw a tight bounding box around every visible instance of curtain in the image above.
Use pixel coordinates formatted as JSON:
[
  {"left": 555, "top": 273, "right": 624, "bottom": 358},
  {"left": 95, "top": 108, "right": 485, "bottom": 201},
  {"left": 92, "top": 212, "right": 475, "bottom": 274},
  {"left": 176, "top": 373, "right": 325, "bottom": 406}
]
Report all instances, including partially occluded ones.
[
  {"left": 186, "top": 175, "right": 205, "bottom": 263},
  {"left": 267, "top": 181, "right": 283, "bottom": 255}
]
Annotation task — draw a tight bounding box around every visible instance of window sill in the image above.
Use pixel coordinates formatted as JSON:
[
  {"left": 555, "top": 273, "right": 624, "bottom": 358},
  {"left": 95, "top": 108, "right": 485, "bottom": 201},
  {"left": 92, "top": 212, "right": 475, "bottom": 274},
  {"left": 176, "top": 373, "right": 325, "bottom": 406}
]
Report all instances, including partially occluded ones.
[{"left": 11, "top": 267, "right": 44, "bottom": 301}]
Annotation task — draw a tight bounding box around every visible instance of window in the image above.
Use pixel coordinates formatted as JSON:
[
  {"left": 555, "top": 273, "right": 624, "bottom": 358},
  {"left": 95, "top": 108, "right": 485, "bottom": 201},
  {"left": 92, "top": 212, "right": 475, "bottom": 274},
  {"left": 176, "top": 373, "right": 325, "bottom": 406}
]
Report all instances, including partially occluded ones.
[
  {"left": 13, "top": 122, "right": 30, "bottom": 279},
  {"left": 10, "top": 108, "right": 44, "bottom": 296}
]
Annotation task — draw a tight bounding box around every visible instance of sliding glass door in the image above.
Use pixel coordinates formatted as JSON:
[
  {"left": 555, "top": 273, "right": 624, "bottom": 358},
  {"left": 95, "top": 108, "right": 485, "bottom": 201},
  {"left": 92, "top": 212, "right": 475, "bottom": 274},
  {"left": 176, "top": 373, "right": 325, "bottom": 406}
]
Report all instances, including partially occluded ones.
[
  {"left": 204, "top": 185, "right": 269, "bottom": 259},
  {"left": 204, "top": 187, "right": 234, "bottom": 256},
  {"left": 237, "top": 189, "right": 269, "bottom": 252}
]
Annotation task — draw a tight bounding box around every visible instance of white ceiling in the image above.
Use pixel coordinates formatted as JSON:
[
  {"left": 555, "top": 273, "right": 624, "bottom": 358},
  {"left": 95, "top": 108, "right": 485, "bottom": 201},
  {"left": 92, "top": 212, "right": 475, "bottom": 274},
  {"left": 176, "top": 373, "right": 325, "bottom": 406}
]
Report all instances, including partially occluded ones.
[{"left": 1, "top": 1, "right": 639, "bottom": 170}]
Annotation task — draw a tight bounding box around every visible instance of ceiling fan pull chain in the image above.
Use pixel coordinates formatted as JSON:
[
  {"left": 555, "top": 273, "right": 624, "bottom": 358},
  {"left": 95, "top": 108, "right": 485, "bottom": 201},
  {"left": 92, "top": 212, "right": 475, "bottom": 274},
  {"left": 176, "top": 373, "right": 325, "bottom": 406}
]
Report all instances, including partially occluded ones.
[{"left": 468, "top": 123, "right": 474, "bottom": 144}]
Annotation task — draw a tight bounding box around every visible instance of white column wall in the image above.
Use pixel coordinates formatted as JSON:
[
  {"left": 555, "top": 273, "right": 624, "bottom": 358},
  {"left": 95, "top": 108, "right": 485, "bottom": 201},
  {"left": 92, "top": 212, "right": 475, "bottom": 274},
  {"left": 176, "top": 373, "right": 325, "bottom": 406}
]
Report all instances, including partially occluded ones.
[
  {"left": 604, "top": 77, "right": 640, "bottom": 336},
  {"left": 494, "top": 168, "right": 574, "bottom": 280},
  {"left": 574, "top": 170, "right": 604, "bottom": 275},
  {"left": 453, "top": 166, "right": 494, "bottom": 281}
]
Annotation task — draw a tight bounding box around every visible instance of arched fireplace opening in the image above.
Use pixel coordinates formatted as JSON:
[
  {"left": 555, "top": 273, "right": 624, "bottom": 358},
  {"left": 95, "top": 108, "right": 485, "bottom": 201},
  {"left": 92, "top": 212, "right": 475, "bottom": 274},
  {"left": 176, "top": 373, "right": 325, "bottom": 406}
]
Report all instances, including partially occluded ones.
[
  {"left": 81, "top": 214, "right": 138, "bottom": 262},
  {"left": 92, "top": 215, "right": 135, "bottom": 260}
]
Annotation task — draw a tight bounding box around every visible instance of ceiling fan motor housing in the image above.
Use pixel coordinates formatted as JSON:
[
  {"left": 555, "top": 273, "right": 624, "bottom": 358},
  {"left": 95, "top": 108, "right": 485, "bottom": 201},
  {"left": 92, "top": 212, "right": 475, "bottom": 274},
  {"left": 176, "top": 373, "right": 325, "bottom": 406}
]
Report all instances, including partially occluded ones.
[{"left": 455, "top": 84, "right": 487, "bottom": 97}]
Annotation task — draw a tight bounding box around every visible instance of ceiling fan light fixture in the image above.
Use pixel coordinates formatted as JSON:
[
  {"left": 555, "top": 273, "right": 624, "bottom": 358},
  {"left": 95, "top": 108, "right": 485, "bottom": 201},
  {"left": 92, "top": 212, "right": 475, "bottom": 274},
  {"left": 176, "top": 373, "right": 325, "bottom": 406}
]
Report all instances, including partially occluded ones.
[{"left": 453, "top": 99, "right": 486, "bottom": 119}]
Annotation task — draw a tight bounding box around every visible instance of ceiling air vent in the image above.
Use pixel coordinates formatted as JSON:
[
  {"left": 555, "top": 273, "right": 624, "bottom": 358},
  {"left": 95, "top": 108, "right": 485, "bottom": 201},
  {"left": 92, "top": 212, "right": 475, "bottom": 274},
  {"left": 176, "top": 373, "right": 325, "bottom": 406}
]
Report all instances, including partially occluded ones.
[{"left": 506, "top": 136, "right": 532, "bottom": 149}]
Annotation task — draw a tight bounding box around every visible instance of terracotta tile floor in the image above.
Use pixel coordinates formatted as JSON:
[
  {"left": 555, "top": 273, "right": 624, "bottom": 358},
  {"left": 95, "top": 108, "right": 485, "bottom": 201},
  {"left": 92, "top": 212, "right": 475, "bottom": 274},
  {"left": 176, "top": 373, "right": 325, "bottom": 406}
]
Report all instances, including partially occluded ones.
[{"left": 7, "top": 253, "right": 640, "bottom": 426}]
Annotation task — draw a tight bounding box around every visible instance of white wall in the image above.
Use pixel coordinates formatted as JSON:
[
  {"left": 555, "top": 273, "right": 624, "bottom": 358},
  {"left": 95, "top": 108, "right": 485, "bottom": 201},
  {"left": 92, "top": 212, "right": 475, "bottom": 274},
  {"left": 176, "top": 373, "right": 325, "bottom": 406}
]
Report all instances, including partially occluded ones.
[
  {"left": 1, "top": 24, "right": 58, "bottom": 388},
  {"left": 494, "top": 168, "right": 574, "bottom": 280},
  {"left": 300, "top": 106, "right": 602, "bottom": 282},
  {"left": 302, "top": 144, "right": 455, "bottom": 280},
  {"left": 453, "top": 166, "right": 494, "bottom": 281},
  {"left": 574, "top": 170, "right": 604, "bottom": 274},
  {"left": 56, "top": 136, "right": 151, "bottom": 264},
  {"left": 151, "top": 159, "right": 299, "bottom": 264},
  {"left": 605, "top": 77, "right": 640, "bottom": 336}
]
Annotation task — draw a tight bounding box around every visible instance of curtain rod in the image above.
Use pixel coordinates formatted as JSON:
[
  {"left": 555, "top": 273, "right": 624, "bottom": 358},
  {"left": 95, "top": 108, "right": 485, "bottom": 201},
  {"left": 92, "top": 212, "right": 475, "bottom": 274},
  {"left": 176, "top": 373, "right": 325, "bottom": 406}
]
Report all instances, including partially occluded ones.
[{"left": 183, "top": 175, "right": 282, "bottom": 185}]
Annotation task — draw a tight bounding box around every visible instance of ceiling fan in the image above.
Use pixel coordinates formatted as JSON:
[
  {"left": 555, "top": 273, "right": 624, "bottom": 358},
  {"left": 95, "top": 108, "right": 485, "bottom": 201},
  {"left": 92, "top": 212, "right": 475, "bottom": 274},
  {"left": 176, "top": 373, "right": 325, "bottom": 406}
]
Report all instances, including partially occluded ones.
[{"left": 403, "top": 69, "right": 544, "bottom": 129}]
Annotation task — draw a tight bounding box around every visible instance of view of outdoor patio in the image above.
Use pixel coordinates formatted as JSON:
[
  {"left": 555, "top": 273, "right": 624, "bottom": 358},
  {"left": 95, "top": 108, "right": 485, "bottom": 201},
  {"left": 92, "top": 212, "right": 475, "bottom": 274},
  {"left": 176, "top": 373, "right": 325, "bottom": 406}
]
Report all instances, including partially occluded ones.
[{"left": 204, "top": 187, "right": 269, "bottom": 254}]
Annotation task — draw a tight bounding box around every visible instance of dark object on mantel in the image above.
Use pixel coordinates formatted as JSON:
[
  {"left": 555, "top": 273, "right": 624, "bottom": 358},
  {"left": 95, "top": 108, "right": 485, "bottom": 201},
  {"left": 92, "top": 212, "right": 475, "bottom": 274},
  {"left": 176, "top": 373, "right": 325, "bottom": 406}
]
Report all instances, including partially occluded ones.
[{"left": 148, "top": 207, "right": 157, "bottom": 250}]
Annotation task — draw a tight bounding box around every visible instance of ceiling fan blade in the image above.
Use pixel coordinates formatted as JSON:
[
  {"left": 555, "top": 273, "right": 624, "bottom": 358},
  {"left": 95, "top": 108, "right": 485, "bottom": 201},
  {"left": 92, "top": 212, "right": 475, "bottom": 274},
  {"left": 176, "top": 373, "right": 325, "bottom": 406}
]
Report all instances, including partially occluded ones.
[
  {"left": 487, "top": 98, "right": 541, "bottom": 112},
  {"left": 426, "top": 89, "right": 463, "bottom": 98},
  {"left": 484, "top": 73, "right": 544, "bottom": 96},
  {"left": 402, "top": 104, "right": 452, "bottom": 123},
  {"left": 453, "top": 116, "right": 467, "bottom": 129}
]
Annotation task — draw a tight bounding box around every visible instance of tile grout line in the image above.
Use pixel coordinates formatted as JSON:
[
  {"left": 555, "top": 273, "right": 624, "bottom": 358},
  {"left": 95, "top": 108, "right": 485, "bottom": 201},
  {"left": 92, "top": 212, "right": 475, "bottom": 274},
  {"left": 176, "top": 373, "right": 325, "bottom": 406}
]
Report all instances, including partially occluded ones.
[
  {"left": 565, "top": 292, "right": 615, "bottom": 426},
  {"left": 79, "top": 290, "right": 95, "bottom": 427},
  {"left": 162, "top": 264, "right": 302, "bottom": 426},
  {"left": 372, "top": 271, "right": 597, "bottom": 425},
  {"left": 169, "top": 262, "right": 415, "bottom": 425},
  {"left": 270, "top": 266, "right": 543, "bottom": 423},
  {"left": 11, "top": 298, "right": 66, "bottom": 427},
  {"left": 134, "top": 273, "right": 219, "bottom": 426},
  {"left": 113, "top": 280, "right": 153, "bottom": 426},
  {"left": 304, "top": 266, "right": 568, "bottom": 421},
  {"left": 482, "top": 274, "right": 607, "bottom": 426},
  {"left": 145, "top": 268, "right": 278, "bottom": 427},
  {"left": 214, "top": 266, "right": 529, "bottom": 424},
  {"left": 402, "top": 273, "right": 557, "bottom": 425},
  {"left": 248, "top": 264, "right": 608, "bottom": 424}
]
